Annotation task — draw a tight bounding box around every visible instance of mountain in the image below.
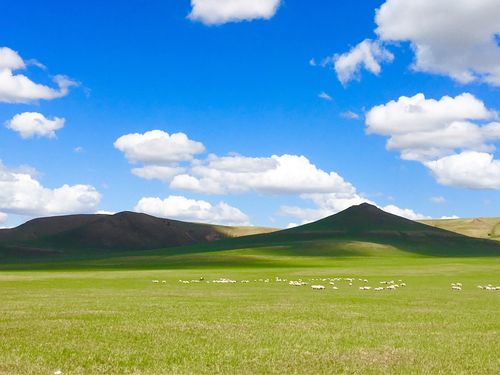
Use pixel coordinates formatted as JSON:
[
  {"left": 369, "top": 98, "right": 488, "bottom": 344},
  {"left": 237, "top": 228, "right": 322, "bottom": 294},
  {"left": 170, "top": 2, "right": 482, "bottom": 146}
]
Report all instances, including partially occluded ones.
[
  {"left": 219, "top": 203, "right": 500, "bottom": 257},
  {"left": 1, "top": 203, "right": 499, "bottom": 263},
  {"left": 0, "top": 211, "right": 276, "bottom": 257}
]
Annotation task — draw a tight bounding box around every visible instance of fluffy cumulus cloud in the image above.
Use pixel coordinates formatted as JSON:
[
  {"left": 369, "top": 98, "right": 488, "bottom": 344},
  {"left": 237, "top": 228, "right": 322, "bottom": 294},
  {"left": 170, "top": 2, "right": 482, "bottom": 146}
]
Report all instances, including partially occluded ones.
[
  {"left": 330, "top": 0, "right": 500, "bottom": 85},
  {"left": 365, "top": 93, "right": 498, "bottom": 161},
  {"left": 0, "top": 212, "right": 7, "bottom": 224},
  {"left": 0, "top": 162, "right": 101, "bottom": 216},
  {"left": 170, "top": 154, "right": 356, "bottom": 195},
  {"left": 188, "top": 0, "right": 281, "bottom": 25},
  {"left": 366, "top": 93, "right": 500, "bottom": 189},
  {"left": 134, "top": 195, "right": 250, "bottom": 226},
  {"left": 117, "top": 129, "right": 433, "bottom": 224},
  {"left": 5, "top": 112, "right": 65, "bottom": 139},
  {"left": 425, "top": 152, "right": 500, "bottom": 189},
  {"left": 375, "top": 0, "right": 500, "bottom": 85},
  {"left": 327, "top": 39, "right": 394, "bottom": 84},
  {"left": 114, "top": 130, "right": 205, "bottom": 165},
  {"left": 0, "top": 47, "right": 77, "bottom": 103}
]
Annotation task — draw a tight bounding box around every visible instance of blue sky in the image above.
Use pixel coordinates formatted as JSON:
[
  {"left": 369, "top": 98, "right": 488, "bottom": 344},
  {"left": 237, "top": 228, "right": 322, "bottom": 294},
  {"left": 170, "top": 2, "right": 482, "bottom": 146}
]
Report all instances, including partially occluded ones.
[{"left": 0, "top": 0, "right": 499, "bottom": 228}]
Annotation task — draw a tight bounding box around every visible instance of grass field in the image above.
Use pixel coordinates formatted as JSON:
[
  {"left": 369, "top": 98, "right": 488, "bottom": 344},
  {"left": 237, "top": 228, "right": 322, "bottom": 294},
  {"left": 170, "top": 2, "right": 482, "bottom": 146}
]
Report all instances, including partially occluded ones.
[
  {"left": 421, "top": 217, "right": 500, "bottom": 241},
  {"left": 1, "top": 242, "right": 499, "bottom": 374}
]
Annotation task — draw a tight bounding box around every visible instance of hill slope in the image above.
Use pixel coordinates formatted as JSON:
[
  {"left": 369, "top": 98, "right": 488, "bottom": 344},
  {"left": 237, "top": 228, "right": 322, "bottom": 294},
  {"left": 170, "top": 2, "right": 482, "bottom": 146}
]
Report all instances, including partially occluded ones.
[
  {"left": 1, "top": 204, "right": 499, "bottom": 267},
  {"left": 421, "top": 217, "right": 500, "bottom": 241},
  {"left": 202, "top": 203, "right": 500, "bottom": 257},
  {"left": 0, "top": 211, "right": 276, "bottom": 257}
]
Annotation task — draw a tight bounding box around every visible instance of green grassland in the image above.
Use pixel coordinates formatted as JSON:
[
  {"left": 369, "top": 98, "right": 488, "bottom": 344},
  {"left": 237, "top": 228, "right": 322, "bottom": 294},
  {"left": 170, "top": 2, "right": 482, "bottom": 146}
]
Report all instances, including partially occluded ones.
[
  {"left": 1, "top": 241, "right": 499, "bottom": 374},
  {"left": 1, "top": 205, "right": 499, "bottom": 374}
]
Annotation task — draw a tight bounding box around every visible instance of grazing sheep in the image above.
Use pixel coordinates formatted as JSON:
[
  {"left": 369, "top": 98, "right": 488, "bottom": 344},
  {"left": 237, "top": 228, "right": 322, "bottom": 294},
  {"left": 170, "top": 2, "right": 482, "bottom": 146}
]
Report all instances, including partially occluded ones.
[
  {"left": 161, "top": 280, "right": 166, "bottom": 284},
  {"left": 332, "top": 286, "right": 339, "bottom": 290},
  {"left": 400, "top": 283, "right": 406, "bottom": 287},
  {"left": 374, "top": 287, "right": 384, "bottom": 291},
  {"left": 289, "top": 281, "right": 307, "bottom": 286},
  {"left": 311, "top": 285, "right": 325, "bottom": 290},
  {"left": 386, "top": 285, "right": 397, "bottom": 290},
  {"left": 152, "top": 280, "right": 159, "bottom": 283},
  {"left": 54, "top": 370, "right": 63, "bottom": 375},
  {"left": 451, "top": 285, "right": 462, "bottom": 291}
]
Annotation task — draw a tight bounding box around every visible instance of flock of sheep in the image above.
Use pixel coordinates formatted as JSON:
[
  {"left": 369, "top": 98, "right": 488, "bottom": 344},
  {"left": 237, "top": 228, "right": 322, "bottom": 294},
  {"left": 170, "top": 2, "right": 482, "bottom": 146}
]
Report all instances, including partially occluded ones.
[
  {"left": 289, "top": 277, "right": 407, "bottom": 292},
  {"left": 150, "top": 277, "right": 500, "bottom": 292}
]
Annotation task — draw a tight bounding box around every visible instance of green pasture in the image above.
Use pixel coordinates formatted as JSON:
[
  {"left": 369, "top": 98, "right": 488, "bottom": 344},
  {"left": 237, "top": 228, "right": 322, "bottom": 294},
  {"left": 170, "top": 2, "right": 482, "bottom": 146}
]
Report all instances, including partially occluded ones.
[{"left": 1, "top": 244, "right": 499, "bottom": 374}]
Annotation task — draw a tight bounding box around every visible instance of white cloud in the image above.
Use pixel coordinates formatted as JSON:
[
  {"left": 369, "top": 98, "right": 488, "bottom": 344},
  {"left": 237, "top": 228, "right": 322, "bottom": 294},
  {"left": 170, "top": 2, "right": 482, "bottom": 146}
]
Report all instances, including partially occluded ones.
[
  {"left": 430, "top": 196, "right": 445, "bottom": 204},
  {"left": 131, "top": 165, "right": 186, "bottom": 182},
  {"left": 114, "top": 130, "right": 205, "bottom": 165},
  {"left": 365, "top": 93, "right": 499, "bottom": 162},
  {"left": 0, "top": 47, "right": 77, "bottom": 103},
  {"left": 309, "top": 58, "right": 317, "bottom": 67},
  {"left": 188, "top": 0, "right": 281, "bottom": 25},
  {"left": 134, "top": 195, "right": 250, "bottom": 226},
  {"left": 0, "top": 162, "right": 101, "bottom": 216},
  {"left": 425, "top": 152, "right": 500, "bottom": 189},
  {"left": 0, "top": 47, "right": 25, "bottom": 70},
  {"left": 96, "top": 210, "right": 115, "bottom": 215},
  {"left": 375, "top": 0, "right": 500, "bottom": 85},
  {"left": 5, "top": 112, "right": 65, "bottom": 139},
  {"left": 117, "top": 130, "right": 433, "bottom": 223},
  {"left": 0, "top": 212, "right": 7, "bottom": 224},
  {"left": 341, "top": 111, "right": 360, "bottom": 120},
  {"left": 170, "top": 154, "right": 356, "bottom": 195},
  {"left": 366, "top": 93, "right": 500, "bottom": 189},
  {"left": 326, "top": 39, "right": 394, "bottom": 84},
  {"left": 74, "top": 146, "right": 84, "bottom": 153},
  {"left": 318, "top": 92, "right": 332, "bottom": 101},
  {"left": 382, "top": 204, "right": 430, "bottom": 220}
]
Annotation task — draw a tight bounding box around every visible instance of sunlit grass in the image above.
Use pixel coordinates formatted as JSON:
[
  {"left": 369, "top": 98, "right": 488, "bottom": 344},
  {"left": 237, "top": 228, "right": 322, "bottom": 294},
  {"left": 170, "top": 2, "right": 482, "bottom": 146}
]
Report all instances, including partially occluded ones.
[{"left": 1, "top": 253, "right": 499, "bottom": 374}]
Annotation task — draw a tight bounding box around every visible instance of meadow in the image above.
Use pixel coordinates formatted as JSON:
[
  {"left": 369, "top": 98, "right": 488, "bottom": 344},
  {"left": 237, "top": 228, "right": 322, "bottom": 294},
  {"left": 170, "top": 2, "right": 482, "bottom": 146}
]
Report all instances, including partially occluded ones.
[{"left": 1, "top": 244, "right": 499, "bottom": 375}]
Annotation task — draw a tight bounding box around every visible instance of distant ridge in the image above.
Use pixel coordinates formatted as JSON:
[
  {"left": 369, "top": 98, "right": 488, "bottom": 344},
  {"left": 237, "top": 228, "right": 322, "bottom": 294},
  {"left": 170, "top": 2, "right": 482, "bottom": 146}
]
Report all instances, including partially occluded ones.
[
  {"left": 0, "top": 211, "right": 275, "bottom": 256},
  {"left": 1, "top": 203, "right": 499, "bottom": 260}
]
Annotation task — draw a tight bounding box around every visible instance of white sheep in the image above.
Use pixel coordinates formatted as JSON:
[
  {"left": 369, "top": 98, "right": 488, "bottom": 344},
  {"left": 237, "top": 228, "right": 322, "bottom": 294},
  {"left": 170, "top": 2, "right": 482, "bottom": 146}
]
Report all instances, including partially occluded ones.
[
  {"left": 451, "top": 285, "right": 462, "bottom": 291},
  {"left": 152, "top": 280, "right": 159, "bottom": 283},
  {"left": 374, "top": 287, "right": 384, "bottom": 291},
  {"left": 311, "top": 285, "right": 325, "bottom": 290}
]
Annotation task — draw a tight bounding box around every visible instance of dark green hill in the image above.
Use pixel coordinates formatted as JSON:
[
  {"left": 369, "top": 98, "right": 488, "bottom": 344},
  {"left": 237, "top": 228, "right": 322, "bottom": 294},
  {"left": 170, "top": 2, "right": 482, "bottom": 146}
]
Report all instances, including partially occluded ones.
[
  {"left": 201, "top": 203, "right": 500, "bottom": 257},
  {"left": 0, "top": 211, "right": 275, "bottom": 257},
  {"left": 1, "top": 204, "right": 499, "bottom": 265}
]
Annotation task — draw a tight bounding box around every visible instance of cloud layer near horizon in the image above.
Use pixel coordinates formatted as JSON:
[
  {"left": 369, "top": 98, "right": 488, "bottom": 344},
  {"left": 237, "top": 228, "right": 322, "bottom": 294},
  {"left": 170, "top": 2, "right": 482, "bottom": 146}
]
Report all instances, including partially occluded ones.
[
  {"left": 115, "top": 129, "right": 431, "bottom": 224},
  {"left": 0, "top": 162, "right": 101, "bottom": 216}
]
